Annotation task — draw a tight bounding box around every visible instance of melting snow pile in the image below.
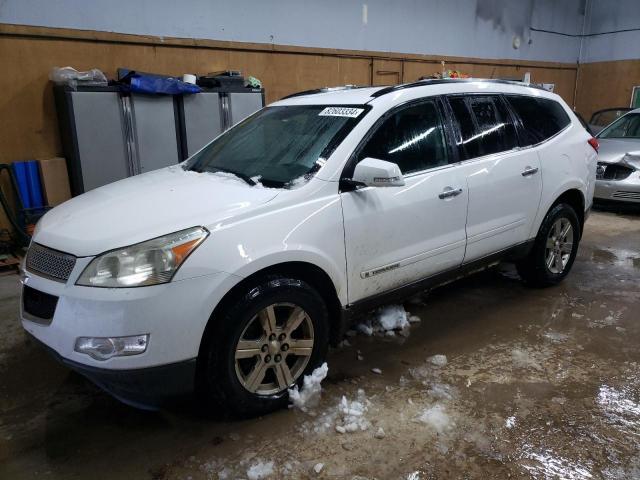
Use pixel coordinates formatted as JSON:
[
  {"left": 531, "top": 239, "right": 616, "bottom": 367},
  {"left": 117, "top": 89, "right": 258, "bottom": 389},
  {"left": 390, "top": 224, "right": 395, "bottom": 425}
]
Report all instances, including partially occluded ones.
[
  {"left": 505, "top": 416, "right": 516, "bottom": 429},
  {"left": 288, "top": 362, "right": 328, "bottom": 412},
  {"left": 246, "top": 460, "right": 274, "bottom": 480},
  {"left": 428, "top": 354, "right": 448, "bottom": 367},
  {"left": 511, "top": 348, "right": 543, "bottom": 371},
  {"left": 417, "top": 404, "right": 453, "bottom": 434},
  {"left": 356, "top": 304, "right": 418, "bottom": 337},
  {"left": 427, "top": 382, "right": 456, "bottom": 401},
  {"left": 335, "top": 389, "right": 371, "bottom": 433}
]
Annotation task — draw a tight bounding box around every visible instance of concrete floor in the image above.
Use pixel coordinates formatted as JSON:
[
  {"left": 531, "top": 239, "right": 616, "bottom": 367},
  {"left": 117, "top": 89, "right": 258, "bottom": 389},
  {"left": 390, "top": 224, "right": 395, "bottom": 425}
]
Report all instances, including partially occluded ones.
[{"left": 1, "top": 209, "right": 639, "bottom": 479}]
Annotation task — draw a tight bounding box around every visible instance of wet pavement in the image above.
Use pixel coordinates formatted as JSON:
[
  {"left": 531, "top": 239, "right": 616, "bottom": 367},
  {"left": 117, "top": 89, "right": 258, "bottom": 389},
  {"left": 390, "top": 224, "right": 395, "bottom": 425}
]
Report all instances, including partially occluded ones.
[{"left": 1, "top": 209, "right": 639, "bottom": 479}]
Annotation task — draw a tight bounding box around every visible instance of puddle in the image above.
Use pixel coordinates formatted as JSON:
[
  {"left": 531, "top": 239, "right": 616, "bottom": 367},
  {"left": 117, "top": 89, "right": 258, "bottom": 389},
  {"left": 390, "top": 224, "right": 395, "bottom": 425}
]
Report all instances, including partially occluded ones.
[{"left": 591, "top": 249, "right": 618, "bottom": 264}]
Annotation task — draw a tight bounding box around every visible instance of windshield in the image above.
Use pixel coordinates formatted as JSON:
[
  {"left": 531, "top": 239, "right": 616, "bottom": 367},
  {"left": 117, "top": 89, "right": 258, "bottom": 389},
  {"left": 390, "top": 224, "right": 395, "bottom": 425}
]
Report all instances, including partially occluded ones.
[
  {"left": 598, "top": 113, "right": 640, "bottom": 139},
  {"left": 185, "top": 105, "right": 367, "bottom": 187}
]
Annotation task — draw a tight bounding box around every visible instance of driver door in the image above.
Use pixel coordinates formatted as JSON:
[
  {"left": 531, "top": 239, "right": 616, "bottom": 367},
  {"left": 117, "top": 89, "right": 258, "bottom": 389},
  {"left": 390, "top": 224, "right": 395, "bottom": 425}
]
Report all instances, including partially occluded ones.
[{"left": 340, "top": 98, "right": 468, "bottom": 303}]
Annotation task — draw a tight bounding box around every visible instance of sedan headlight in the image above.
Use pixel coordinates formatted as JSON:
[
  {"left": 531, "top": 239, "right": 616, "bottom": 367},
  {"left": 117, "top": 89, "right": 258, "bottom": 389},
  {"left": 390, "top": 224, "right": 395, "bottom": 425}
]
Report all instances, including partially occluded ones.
[{"left": 76, "top": 226, "right": 208, "bottom": 287}]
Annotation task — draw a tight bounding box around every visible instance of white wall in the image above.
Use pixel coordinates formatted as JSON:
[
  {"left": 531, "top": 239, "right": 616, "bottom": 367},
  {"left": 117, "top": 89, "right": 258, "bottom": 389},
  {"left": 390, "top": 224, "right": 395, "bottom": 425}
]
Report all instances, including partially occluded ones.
[
  {"left": 0, "top": 0, "right": 586, "bottom": 63},
  {"left": 581, "top": 0, "right": 640, "bottom": 63}
]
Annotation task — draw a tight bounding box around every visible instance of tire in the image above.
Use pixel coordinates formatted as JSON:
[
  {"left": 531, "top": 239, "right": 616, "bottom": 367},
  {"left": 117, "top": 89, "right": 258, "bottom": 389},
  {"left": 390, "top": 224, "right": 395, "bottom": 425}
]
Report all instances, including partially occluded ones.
[
  {"left": 516, "top": 203, "right": 580, "bottom": 288},
  {"left": 198, "top": 276, "right": 329, "bottom": 417}
]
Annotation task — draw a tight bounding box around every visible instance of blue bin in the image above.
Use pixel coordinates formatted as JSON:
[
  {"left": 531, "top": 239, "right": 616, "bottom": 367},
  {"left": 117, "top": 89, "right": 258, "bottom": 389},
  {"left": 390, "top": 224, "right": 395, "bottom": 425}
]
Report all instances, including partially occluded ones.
[
  {"left": 25, "top": 160, "right": 44, "bottom": 209},
  {"left": 11, "top": 162, "right": 31, "bottom": 210}
]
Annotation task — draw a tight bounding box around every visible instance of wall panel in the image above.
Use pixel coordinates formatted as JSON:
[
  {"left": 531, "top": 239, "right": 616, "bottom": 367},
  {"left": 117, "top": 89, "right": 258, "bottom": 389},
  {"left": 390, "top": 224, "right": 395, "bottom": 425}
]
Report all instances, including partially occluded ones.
[
  {"left": 0, "top": 24, "right": 580, "bottom": 231},
  {"left": 575, "top": 60, "right": 640, "bottom": 119}
]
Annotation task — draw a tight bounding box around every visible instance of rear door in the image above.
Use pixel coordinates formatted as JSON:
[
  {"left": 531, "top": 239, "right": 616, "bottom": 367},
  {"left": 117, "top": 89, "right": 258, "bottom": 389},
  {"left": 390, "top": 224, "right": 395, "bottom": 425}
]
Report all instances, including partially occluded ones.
[
  {"left": 446, "top": 94, "right": 542, "bottom": 262},
  {"left": 341, "top": 98, "right": 468, "bottom": 303}
]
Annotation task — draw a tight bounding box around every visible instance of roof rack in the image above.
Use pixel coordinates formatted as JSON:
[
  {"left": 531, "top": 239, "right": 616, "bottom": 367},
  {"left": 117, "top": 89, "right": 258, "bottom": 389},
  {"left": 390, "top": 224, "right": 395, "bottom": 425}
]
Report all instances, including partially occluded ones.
[
  {"left": 370, "top": 78, "right": 547, "bottom": 98},
  {"left": 281, "top": 85, "right": 367, "bottom": 100}
]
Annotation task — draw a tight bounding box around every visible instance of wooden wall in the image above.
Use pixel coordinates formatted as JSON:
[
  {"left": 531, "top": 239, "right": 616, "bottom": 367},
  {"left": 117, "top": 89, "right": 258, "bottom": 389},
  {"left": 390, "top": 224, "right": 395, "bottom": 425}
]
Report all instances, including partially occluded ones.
[
  {"left": 575, "top": 60, "right": 640, "bottom": 119},
  {"left": 0, "top": 24, "right": 579, "bottom": 230}
]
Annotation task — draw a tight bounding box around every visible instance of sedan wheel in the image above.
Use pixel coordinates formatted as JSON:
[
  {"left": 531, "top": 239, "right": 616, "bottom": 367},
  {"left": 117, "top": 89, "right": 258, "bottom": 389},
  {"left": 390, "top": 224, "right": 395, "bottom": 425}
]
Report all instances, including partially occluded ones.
[{"left": 235, "top": 303, "right": 314, "bottom": 395}]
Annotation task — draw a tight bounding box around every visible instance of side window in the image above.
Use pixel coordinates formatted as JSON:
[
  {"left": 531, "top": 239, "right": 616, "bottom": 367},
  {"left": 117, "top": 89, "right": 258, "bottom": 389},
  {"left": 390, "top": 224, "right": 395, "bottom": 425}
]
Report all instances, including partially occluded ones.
[
  {"left": 505, "top": 95, "right": 571, "bottom": 146},
  {"left": 358, "top": 100, "right": 448, "bottom": 174},
  {"left": 448, "top": 95, "right": 517, "bottom": 160},
  {"left": 449, "top": 97, "right": 481, "bottom": 159}
]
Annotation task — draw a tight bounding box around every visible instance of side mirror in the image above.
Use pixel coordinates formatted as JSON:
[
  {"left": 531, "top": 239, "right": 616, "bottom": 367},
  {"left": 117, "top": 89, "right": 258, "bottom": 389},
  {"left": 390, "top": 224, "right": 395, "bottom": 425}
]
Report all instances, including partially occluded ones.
[{"left": 351, "top": 157, "right": 405, "bottom": 188}]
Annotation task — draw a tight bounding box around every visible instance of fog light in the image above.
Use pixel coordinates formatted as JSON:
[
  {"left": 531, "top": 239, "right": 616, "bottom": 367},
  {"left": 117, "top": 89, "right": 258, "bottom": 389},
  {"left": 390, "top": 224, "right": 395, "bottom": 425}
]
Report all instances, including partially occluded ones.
[{"left": 74, "top": 334, "right": 149, "bottom": 361}]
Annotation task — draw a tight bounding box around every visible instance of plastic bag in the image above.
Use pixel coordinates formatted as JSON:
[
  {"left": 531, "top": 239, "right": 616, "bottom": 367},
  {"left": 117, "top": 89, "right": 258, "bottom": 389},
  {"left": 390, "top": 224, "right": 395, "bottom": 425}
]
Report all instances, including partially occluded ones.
[
  {"left": 49, "top": 67, "right": 108, "bottom": 88},
  {"left": 128, "top": 74, "right": 201, "bottom": 95}
]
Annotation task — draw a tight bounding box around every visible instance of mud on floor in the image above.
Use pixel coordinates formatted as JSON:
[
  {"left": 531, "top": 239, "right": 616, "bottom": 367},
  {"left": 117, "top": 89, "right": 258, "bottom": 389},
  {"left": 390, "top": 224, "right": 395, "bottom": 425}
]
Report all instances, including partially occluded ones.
[{"left": 1, "top": 209, "right": 639, "bottom": 479}]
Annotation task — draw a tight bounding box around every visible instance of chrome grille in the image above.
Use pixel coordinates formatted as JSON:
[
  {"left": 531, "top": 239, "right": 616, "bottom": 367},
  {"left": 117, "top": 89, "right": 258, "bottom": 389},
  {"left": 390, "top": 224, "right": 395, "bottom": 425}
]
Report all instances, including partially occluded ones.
[
  {"left": 612, "top": 191, "right": 640, "bottom": 200},
  {"left": 26, "top": 243, "right": 77, "bottom": 282}
]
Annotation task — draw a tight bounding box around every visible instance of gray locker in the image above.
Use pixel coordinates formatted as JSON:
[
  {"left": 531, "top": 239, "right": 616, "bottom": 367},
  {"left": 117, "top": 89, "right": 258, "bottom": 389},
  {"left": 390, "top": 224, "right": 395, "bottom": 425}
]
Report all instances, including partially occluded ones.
[
  {"left": 130, "top": 94, "right": 180, "bottom": 173},
  {"left": 182, "top": 92, "right": 223, "bottom": 156},
  {"left": 229, "top": 92, "right": 264, "bottom": 126},
  {"left": 65, "top": 90, "right": 130, "bottom": 193}
]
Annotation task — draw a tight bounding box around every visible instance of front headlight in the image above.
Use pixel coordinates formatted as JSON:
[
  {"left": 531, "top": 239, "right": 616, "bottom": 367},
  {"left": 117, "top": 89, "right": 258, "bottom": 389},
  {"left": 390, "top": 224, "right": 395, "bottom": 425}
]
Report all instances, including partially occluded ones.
[{"left": 76, "top": 226, "right": 208, "bottom": 287}]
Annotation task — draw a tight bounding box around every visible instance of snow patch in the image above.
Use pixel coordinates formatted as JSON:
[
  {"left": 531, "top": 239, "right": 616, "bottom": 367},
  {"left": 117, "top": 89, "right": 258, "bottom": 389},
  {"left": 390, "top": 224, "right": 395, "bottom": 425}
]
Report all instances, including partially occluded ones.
[
  {"left": 335, "top": 389, "right": 371, "bottom": 433},
  {"left": 428, "top": 383, "right": 455, "bottom": 401},
  {"left": 417, "top": 404, "right": 453, "bottom": 433},
  {"left": 288, "top": 362, "right": 328, "bottom": 412},
  {"left": 377, "top": 304, "right": 411, "bottom": 330},
  {"left": 247, "top": 460, "right": 274, "bottom": 480},
  {"left": 543, "top": 331, "right": 569, "bottom": 343},
  {"left": 287, "top": 173, "right": 312, "bottom": 189},
  {"left": 511, "top": 348, "right": 543, "bottom": 371},
  {"left": 428, "top": 354, "right": 448, "bottom": 367},
  {"left": 505, "top": 416, "right": 516, "bottom": 429},
  {"left": 356, "top": 304, "right": 413, "bottom": 336}
]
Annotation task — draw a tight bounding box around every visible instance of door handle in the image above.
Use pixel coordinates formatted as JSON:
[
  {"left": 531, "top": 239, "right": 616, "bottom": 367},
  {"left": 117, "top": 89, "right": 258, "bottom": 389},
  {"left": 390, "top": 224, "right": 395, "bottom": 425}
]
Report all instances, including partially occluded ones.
[
  {"left": 438, "top": 187, "right": 463, "bottom": 199},
  {"left": 521, "top": 166, "right": 539, "bottom": 177}
]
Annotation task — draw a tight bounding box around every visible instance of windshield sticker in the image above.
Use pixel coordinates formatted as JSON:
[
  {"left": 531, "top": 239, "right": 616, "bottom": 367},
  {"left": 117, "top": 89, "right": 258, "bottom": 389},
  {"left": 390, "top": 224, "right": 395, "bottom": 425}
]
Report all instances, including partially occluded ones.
[{"left": 319, "top": 107, "right": 364, "bottom": 118}]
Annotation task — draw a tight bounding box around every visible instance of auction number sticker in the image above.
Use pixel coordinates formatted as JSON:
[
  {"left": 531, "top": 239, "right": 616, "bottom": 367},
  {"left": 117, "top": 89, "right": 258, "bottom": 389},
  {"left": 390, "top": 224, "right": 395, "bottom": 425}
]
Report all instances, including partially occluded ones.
[{"left": 319, "top": 107, "right": 364, "bottom": 118}]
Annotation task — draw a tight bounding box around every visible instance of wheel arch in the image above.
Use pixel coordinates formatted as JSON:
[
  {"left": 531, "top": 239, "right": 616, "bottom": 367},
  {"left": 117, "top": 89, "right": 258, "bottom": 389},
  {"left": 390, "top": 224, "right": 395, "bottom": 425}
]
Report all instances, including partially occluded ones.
[
  {"left": 196, "top": 261, "right": 344, "bottom": 372},
  {"left": 551, "top": 188, "right": 585, "bottom": 237}
]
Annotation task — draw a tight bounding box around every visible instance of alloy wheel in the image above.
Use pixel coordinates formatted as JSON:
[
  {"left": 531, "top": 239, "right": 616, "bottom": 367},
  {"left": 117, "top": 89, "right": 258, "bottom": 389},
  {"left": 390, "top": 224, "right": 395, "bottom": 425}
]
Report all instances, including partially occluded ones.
[
  {"left": 545, "top": 217, "right": 574, "bottom": 274},
  {"left": 234, "top": 303, "right": 314, "bottom": 395}
]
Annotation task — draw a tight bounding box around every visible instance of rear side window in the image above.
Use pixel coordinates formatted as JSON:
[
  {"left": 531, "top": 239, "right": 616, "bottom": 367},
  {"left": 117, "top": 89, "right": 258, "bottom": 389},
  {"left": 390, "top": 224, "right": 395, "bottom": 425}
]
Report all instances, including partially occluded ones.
[
  {"left": 505, "top": 95, "right": 570, "bottom": 146},
  {"left": 358, "top": 100, "right": 448, "bottom": 174},
  {"left": 448, "top": 95, "right": 518, "bottom": 159}
]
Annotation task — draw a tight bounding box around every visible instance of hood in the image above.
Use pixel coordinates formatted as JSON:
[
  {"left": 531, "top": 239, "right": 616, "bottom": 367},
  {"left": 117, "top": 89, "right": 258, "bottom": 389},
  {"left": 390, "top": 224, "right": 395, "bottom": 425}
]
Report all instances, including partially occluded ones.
[
  {"left": 34, "top": 166, "right": 280, "bottom": 256},
  {"left": 597, "top": 138, "right": 640, "bottom": 164}
]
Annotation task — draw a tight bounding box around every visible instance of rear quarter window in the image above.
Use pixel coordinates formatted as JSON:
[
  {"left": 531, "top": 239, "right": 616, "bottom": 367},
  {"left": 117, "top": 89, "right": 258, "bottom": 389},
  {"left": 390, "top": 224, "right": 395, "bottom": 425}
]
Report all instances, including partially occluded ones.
[{"left": 505, "top": 95, "right": 571, "bottom": 146}]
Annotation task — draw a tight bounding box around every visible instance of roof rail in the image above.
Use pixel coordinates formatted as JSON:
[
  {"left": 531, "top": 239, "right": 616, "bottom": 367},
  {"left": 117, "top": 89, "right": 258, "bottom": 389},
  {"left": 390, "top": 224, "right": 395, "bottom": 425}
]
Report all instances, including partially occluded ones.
[
  {"left": 370, "top": 78, "right": 547, "bottom": 98},
  {"left": 281, "top": 85, "right": 367, "bottom": 100}
]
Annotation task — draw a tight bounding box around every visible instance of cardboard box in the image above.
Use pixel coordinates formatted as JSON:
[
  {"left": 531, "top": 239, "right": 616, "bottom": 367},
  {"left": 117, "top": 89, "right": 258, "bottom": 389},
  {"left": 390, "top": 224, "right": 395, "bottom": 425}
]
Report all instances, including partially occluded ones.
[{"left": 38, "top": 157, "right": 71, "bottom": 206}]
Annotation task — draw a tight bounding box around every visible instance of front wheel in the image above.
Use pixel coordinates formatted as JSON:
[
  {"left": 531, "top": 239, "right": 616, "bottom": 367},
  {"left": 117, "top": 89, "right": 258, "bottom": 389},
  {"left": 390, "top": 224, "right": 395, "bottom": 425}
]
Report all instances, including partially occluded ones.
[
  {"left": 516, "top": 203, "right": 581, "bottom": 287},
  {"left": 198, "top": 276, "right": 329, "bottom": 417}
]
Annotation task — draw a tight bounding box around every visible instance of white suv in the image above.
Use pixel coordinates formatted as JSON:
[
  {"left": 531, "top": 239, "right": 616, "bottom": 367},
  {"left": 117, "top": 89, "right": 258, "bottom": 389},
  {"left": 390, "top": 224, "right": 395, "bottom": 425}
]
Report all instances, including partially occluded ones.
[{"left": 21, "top": 79, "right": 597, "bottom": 414}]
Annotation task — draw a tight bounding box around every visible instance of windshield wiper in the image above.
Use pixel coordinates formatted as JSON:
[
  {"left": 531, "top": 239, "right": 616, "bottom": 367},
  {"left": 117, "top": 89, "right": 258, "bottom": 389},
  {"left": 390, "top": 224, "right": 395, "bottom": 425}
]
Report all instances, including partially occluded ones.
[{"left": 202, "top": 166, "right": 256, "bottom": 186}]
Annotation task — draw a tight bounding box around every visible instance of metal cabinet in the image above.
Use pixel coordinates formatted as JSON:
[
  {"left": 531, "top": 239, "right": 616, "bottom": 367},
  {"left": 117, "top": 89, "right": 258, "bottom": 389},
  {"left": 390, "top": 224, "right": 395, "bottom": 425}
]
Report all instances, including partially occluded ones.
[
  {"left": 182, "top": 92, "right": 223, "bottom": 157},
  {"left": 180, "top": 89, "right": 264, "bottom": 157},
  {"left": 54, "top": 85, "right": 264, "bottom": 196}
]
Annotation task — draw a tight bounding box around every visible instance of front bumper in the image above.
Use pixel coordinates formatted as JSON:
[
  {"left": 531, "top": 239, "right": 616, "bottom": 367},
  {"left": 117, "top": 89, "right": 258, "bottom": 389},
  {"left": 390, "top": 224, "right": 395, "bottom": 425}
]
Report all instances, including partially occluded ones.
[
  {"left": 29, "top": 333, "right": 196, "bottom": 409},
  {"left": 20, "top": 264, "right": 241, "bottom": 408},
  {"left": 594, "top": 174, "right": 640, "bottom": 203}
]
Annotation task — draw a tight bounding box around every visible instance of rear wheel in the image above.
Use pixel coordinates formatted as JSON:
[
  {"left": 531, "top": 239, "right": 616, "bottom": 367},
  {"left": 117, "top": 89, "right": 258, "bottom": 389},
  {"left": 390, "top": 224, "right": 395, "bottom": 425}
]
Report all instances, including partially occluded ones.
[
  {"left": 198, "top": 276, "right": 329, "bottom": 417},
  {"left": 516, "top": 203, "right": 580, "bottom": 287}
]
